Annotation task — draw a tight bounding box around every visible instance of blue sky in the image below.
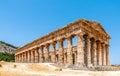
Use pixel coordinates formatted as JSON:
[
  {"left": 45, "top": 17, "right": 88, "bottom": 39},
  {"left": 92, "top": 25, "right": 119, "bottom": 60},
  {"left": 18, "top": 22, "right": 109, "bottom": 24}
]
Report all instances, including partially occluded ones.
[{"left": 0, "top": 0, "right": 120, "bottom": 65}]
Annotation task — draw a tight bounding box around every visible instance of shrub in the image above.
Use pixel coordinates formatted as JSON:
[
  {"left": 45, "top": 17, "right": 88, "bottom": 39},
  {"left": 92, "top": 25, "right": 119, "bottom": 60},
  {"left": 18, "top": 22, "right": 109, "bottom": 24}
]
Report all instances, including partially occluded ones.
[{"left": 13, "top": 64, "right": 17, "bottom": 68}]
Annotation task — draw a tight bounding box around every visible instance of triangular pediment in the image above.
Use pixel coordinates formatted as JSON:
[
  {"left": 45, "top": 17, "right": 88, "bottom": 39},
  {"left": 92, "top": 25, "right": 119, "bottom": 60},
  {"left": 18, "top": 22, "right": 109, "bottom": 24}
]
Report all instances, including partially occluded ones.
[
  {"left": 81, "top": 19, "right": 109, "bottom": 36},
  {"left": 91, "top": 22, "right": 108, "bottom": 35}
]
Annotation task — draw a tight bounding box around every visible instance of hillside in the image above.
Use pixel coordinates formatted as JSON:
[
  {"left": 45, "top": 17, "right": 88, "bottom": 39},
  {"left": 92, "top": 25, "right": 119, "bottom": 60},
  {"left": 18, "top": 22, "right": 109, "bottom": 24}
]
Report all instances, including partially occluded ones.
[{"left": 0, "top": 41, "right": 17, "bottom": 54}]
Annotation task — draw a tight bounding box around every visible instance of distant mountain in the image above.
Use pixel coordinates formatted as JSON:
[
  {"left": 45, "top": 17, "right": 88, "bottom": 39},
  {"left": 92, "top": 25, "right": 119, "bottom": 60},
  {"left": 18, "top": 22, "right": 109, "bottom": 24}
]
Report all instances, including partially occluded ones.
[{"left": 0, "top": 41, "right": 18, "bottom": 54}]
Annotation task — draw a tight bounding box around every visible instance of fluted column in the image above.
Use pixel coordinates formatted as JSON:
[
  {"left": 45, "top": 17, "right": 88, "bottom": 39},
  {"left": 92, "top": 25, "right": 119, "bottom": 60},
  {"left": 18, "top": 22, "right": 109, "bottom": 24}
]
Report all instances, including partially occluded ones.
[
  {"left": 29, "top": 50, "right": 31, "bottom": 63},
  {"left": 39, "top": 46, "right": 44, "bottom": 63},
  {"left": 93, "top": 40, "right": 97, "bottom": 66},
  {"left": 20, "top": 54, "right": 21, "bottom": 62},
  {"left": 20, "top": 54, "right": 22, "bottom": 62},
  {"left": 27, "top": 51, "right": 30, "bottom": 63},
  {"left": 86, "top": 36, "right": 91, "bottom": 66},
  {"left": 22, "top": 53, "right": 23, "bottom": 63},
  {"left": 19, "top": 54, "right": 20, "bottom": 62},
  {"left": 102, "top": 43, "right": 105, "bottom": 66},
  {"left": 103, "top": 44, "right": 106, "bottom": 65},
  {"left": 67, "top": 37, "right": 73, "bottom": 65},
  {"left": 58, "top": 39, "right": 64, "bottom": 65},
  {"left": 77, "top": 33, "right": 84, "bottom": 66},
  {"left": 31, "top": 50, "right": 33, "bottom": 63},
  {"left": 101, "top": 43, "right": 103, "bottom": 66},
  {"left": 106, "top": 44, "right": 110, "bottom": 65},
  {"left": 25, "top": 52, "right": 27, "bottom": 63},
  {"left": 25, "top": 51, "right": 28, "bottom": 63},
  {"left": 35, "top": 48, "right": 39, "bottom": 63},
  {"left": 98, "top": 42, "right": 102, "bottom": 65},
  {"left": 24, "top": 52, "right": 26, "bottom": 63},
  {"left": 23, "top": 52, "right": 25, "bottom": 63},
  {"left": 17, "top": 54, "right": 19, "bottom": 62},
  {"left": 75, "top": 51, "right": 77, "bottom": 64},
  {"left": 45, "top": 45, "right": 49, "bottom": 62},
  {"left": 64, "top": 53, "right": 67, "bottom": 64},
  {"left": 96, "top": 41, "right": 99, "bottom": 65},
  {"left": 19, "top": 54, "right": 21, "bottom": 62},
  {"left": 33, "top": 50, "right": 35, "bottom": 63},
  {"left": 51, "top": 43, "right": 56, "bottom": 63}
]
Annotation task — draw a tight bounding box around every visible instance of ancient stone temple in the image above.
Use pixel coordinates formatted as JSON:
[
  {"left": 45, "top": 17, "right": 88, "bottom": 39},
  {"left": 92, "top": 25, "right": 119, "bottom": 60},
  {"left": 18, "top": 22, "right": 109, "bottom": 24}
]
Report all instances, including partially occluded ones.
[{"left": 15, "top": 19, "right": 110, "bottom": 67}]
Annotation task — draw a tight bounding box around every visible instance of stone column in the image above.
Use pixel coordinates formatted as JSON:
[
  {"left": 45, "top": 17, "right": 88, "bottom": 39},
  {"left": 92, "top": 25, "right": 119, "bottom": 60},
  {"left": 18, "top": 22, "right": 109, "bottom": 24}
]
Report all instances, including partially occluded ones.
[
  {"left": 39, "top": 46, "right": 44, "bottom": 63},
  {"left": 22, "top": 53, "right": 23, "bottom": 63},
  {"left": 21, "top": 53, "right": 23, "bottom": 63},
  {"left": 67, "top": 37, "right": 73, "bottom": 65},
  {"left": 23, "top": 52, "right": 25, "bottom": 63},
  {"left": 106, "top": 44, "right": 110, "bottom": 65},
  {"left": 31, "top": 50, "right": 33, "bottom": 63},
  {"left": 93, "top": 40, "right": 97, "bottom": 66},
  {"left": 33, "top": 50, "right": 35, "bottom": 63},
  {"left": 77, "top": 33, "right": 84, "bottom": 66},
  {"left": 75, "top": 51, "right": 77, "bottom": 64},
  {"left": 18, "top": 54, "right": 20, "bottom": 62},
  {"left": 64, "top": 53, "right": 67, "bottom": 64},
  {"left": 28, "top": 50, "right": 31, "bottom": 63},
  {"left": 25, "top": 51, "right": 28, "bottom": 63},
  {"left": 86, "top": 36, "right": 91, "bottom": 67},
  {"left": 45, "top": 45, "right": 49, "bottom": 62},
  {"left": 103, "top": 44, "right": 106, "bottom": 66},
  {"left": 35, "top": 48, "right": 39, "bottom": 63},
  {"left": 17, "top": 54, "right": 19, "bottom": 62},
  {"left": 25, "top": 52, "right": 27, "bottom": 63},
  {"left": 19, "top": 54, "right": 21, "bottom": 62},
  {"left": 24, "top": 52, "right": 26, "bottom": 63},
  {"left": 103, "top": 44, "right": 106, "bottom": 65},
  {"left": 51, "top": 42, "right": 56, "bottom": 63},
  {"left": 27, "top": 51, "right": 30, "bottom": 63},
  {"left": 19, "top": 54, "right": 20, "bottom": 62},
  {"left": 99, "top": 42, "right": 102, "bottom": 66},
  {"left": 102, "top": 43, "right": 105, "bottom": 66},
  {"left": 20, "top": 54, "right": 22, "bottom": 62},
  {"left": 58, "top": 39, "right": 64, "bottom": 65}
]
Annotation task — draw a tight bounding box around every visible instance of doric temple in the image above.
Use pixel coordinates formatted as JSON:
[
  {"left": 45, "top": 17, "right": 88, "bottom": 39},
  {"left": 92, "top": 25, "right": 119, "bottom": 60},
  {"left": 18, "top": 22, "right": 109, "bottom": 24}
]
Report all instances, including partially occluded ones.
[{"left": 15, "top": 19, "right": 110, "bottom": 67}]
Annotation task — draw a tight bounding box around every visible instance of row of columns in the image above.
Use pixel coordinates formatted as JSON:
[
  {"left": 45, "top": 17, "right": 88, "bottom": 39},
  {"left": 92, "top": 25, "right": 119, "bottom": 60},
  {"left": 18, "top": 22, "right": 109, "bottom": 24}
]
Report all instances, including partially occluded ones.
[{"left": 15, "top": 34, "right": 110, "bottom": 66}]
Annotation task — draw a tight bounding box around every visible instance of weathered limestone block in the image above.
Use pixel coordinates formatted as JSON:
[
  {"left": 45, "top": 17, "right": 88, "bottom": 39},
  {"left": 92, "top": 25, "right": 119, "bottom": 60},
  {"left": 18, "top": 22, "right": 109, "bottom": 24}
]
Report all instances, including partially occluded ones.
[
  {"left": 77, "top": 33, "right": 84, "bottom": 67},
  {"left": 51, "top": 43, "right": 56, "bottom": 63},
  {"left": 67, "top": 37, "right": 73, "bottom": 65},
  {"left": 58, "top": 40, "right": 64, "bottom": 65},
  {"left": 35, "top": 49, "right": 39, "bottom": 63}
]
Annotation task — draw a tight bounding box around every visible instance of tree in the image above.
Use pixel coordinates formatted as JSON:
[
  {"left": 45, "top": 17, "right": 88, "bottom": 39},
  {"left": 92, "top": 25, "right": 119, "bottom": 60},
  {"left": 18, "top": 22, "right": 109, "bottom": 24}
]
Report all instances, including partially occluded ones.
[{"left": 0, "top": 52, "right": 15, "bottom": 62}]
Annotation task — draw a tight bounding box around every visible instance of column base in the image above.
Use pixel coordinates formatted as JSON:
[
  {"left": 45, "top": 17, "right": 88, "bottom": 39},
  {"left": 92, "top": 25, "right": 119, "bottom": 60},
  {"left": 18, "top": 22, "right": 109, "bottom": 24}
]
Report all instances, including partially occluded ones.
[
  {"left": 87, "top": 64, "right": 93, "bottom": 67},
  {"left": 66, "top": 64, "right": 88, "bottom": 70}
]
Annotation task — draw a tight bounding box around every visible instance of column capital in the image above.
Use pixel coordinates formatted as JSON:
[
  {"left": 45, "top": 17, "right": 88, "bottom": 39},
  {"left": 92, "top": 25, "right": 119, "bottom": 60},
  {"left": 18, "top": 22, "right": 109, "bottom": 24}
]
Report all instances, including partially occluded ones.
[
  {"left": 67, "top": 36, "right": 72, "bottom": 40},
  {"left": 77, "top": 32, "right": 84, "bottom": 37},
  {"left": 58, "top": 39, "right": 63, "bottom": 49},
  {"left": 39, "top": 45, "right": 43, "bottom": 50},
  {"left": 58, "top": 39, "right": 63, "bottom": 43}
]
